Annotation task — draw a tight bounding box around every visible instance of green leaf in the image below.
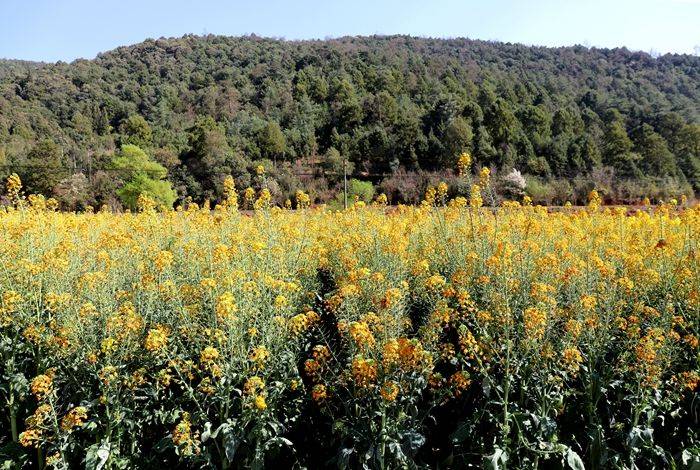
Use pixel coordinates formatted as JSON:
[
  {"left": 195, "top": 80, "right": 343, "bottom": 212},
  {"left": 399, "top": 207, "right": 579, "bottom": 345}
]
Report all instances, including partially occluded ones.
[
  {"left": 402, "top": 431, "right": 425, "bottom": 454},
  {"left": 485, "top": 448, "right": 508, "bottom": 470},
  {"left": 84, "top": 441, "right": 111, "bottom": 470},
  {"left": 201, "top": 422, "right": 212, "bottom": 443},
  {"left": 566, "top": 448, "right": 585, "bottom": 470},
  {"left": 223, "top": 431, "right": 239, "bottom": 462},
  {"left": 338, "top": 448, "right": 354, "bottom": 470}
]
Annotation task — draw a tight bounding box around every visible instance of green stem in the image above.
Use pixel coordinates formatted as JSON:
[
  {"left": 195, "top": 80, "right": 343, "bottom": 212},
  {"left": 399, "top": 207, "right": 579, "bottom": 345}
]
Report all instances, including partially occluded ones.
[
  {"left": 10, "top": 407, "right": 18, "bottom": 443},
  {"left": 502, "top": 337, "right": 512, "bottom": 470},
  {"left": 8, "top": 378, "right": 18, "bottom": 443},
  {"left": 37, "top": 447, "right": 44, "bottom": 470},
  {"left": 379, "top": 410, "right": 386, "bottom": 470}
]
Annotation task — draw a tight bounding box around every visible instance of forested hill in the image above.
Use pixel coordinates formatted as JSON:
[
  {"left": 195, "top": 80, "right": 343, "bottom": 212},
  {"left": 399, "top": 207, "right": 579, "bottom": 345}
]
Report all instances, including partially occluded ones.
[{"left": 1, "top": 34, "right": 699, "bottom": 207}]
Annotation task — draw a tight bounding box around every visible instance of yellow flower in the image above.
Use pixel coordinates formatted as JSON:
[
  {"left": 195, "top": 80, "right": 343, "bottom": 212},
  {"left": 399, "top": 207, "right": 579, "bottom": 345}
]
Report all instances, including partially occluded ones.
[
  {"left": 469, "top": 184, "right": 483, "bottom": 208},
  {"left": 274, "top": 294, "right": 288, "bottom": 309},
  {"left": 215, "top": 292, "right": 238, "bottom": 320},
  {"left": 349, "top": 321, "right": 375, "bottom": 349},
  {"left": 244, "top": 376, "right": 265, "bottom": 395},
  {"left": 200, "top": 345, "right": 220, "bottom": 363},
  {"left": 351, "top": 356, "right": 377, "bottom": 388},
  {"left": 249, "top": 346, "right": 270, "bottom": 367},
  {"left": 99, "top": 366, "right": 118, "bottom": 386},
  {"left": 154, "top": 250, "right": 174, "bottom": 271},
  {"left": 31, "top": 374, "right": 54, "bottom": 400},
  {"left": 679, "top": 371, "right": 699, "bottom": 391},
  {"left": 380, "top": 381, "right": 399, "bottom": 402},
  {"left": 254, "top": 395, "right": 267, "bottom": 411},
  {"left": 312, "top": 345, "right": 331, "bottom": 361},
  {"left": 19, "top": 429, "right": 42, "bottom": 448},
  {"left": 46, "top": 453, "right": 61, "bottom": 466},
  {"left": 296, "top": 190, "right": 311, "bottom": 209},
  {"left": 436, "top": 181, "right": 449, "bottom": 200},
  {"left": 382, "top": 339, "right": 400, "bottom": 367},
  {"left": 172, "top": 412, "right": 199, "bottom": 456},
  {"left": 144, "top": 325, "right": 169, "bottom": 352},
  {"left": 5, "top": 173, "right": 22, "bottom": 204},
  {"left": 425, "top": 274, "right": 446, "bottom": 291},
  {"left": 254, "top": 188, "right": 272, "bottom": 210},
  {"left": 523, "top": 307, "right": 547, "bottom": 341},
  {"left": 312, "top": 384, "right": 327, "bottom": 402},
  {"left": 222, "top": 175, "right": 238, "bottom": 209},
  {"left": 60, "top": 406, "right": 88, "bottom": 431},
  {"left": 26, "top": 404, "right": 52, "bottom": 428},
  {"left": 580, "top": 294, "right": 597, "bottom": 311},
  {"left": 479, "top": 167, "right": 491, "bottom": 187},
  {"left": 449, "top": 371, "right": 471, "bottom": 396},
  {"left": 562, "top": 347, "right": 583, "bottom": 375},
  {"left": 457, "top": 152, "right": 472, "bottom": 176}
]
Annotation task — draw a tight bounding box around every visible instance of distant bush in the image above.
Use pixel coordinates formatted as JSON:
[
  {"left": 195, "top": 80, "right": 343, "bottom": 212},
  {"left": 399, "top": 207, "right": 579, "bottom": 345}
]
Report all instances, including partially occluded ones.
[{"left": 329, "top": 178, "right": 375, "bottom": 209}]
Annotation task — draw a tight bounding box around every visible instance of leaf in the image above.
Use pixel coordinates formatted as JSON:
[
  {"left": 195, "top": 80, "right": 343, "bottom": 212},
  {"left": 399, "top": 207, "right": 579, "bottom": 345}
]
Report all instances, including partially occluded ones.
[
  {"left": 10, "top": 373, "right": 28, "bottom": 394},
  {"left": 387, "top": 441, "right": 407, "bottom": 463},
  {"left": 485, "top": 448, "right": 507, "bottom": 470},
  {"left": 85, "top": 441, "right": 111, "bottom": 470},
  {"left": 265, "top": 436, "right": 293, "bottom": 449},
  {"left": 211, "top": 422, "right": 230, "bottom": 440},
  {"left": 450, "top": 421, "right": 472, "bottom": 444},
  {"left": 338, "top": 447, "right": 354, "bottom": 470},
  {"left": 402, "top": 431, "right": 425, "bottom": 454},
  {"left": 682, "top": 449, "right": 700, "bottom": 470},
  {"left": 201, "top": 422, "right": 212, "bottom": 442},
  {"left": 278, "top": 437, "right": 293, "bottom": 447},
  {"left": 223, "top": 432, "right": 239, "bottom": 462},
  {"left": 566, "top": 448, "right": 585, "bottom": 470},
  {"left": 483, "top": 376, "right": 492, "bottom": 398}
]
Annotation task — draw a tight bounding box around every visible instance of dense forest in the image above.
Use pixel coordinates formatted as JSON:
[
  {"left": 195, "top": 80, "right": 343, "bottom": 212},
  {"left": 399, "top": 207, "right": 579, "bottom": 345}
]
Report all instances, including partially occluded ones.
[{"left": 0, "top": 34, "right": 699, "bottom": 208}]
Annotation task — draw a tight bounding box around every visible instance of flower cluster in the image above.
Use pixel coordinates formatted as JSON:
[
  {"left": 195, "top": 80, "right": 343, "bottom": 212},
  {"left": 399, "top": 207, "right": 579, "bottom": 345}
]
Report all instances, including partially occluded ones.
[{"left": 0, "top": 184, "right": 697, "bottom": 469}]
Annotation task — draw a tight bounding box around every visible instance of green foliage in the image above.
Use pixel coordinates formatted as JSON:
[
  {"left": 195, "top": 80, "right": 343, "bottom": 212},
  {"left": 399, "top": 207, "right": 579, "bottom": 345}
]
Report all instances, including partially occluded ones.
[
  {"left": 258, "top": 121, "right": 286, "bottom": 162},
  {"left": 111, "top": 144, "right": 176, "bottom": 209},
  {"left": 348, "top": 179, "right": 375, "bottom": 203},
  {"left": 119, "top": 115, "right": 153, "bottom": 148},
  {"left": 21, "top": 139, "right": 65, "bottom": 195},
  {"left": 329, "top": 178, "right": 375, "bottom": 209},
  {"left": 0, "top": 35, "right": 698, "bottom": 205},
  {"left": 321, "top": 147, "right": 354, "bottom": 183}
]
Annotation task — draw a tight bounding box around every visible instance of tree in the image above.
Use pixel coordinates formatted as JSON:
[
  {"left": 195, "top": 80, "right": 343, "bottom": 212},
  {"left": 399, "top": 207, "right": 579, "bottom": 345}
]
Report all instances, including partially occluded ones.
[
  {"left": 111, "top": 144, "right": 176, "bottom": 210},
  {"left": 22, "top": 139, "right": 65, "bottom": 195},
  {"left": 675, "top": 124, "right": 700, "bottom": 190},
  {"left": 633, "top": 124, "right": 677, "bottom": 176},
  {"left": 520, "top": 105, "right": 551, "bottom": 154},
  {"left": 473, "top": 126, "right": 498, "bottom": 166},
  {"left": 119, "top": 115, "right": 153, "bottom": 148},
  {"left": 0, "top": 35, "right": 698, "bottom": 204},
  {"left": 258, "top": 121, "right": 286, "bottom": 164},
  {"left": 330, "top": 77, "right": 363, "bottom": 133},
  {"left": 183, "top": 116, "right": 242, "bottom": 200},
  {"left": 322, "top": 147, "right": 353, "bottom": 183},
  {"left": 603, "top": 120, "right": 638, "bottom": 177},
  {"left": 443, "top": 117, "right": 473, "bottom": 166}
]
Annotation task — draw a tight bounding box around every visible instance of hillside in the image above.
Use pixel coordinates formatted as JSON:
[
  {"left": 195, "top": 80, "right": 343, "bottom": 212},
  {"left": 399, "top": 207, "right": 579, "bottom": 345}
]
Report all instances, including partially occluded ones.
[{"left": 1, "top": 34, "right": 699, "bottom": 207}]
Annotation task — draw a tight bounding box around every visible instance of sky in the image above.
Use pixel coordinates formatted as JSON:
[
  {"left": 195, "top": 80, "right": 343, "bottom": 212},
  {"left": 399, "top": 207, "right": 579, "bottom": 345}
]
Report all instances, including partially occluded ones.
[{"left": 1, "top": 0, "right": 699, "bottom": 62}]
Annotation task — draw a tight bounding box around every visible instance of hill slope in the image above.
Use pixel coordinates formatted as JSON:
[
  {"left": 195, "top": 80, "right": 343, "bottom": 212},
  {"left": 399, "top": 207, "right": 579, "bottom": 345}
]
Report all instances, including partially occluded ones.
[{"left": 1, "top": 34, "right": 699, "bottom": 206}]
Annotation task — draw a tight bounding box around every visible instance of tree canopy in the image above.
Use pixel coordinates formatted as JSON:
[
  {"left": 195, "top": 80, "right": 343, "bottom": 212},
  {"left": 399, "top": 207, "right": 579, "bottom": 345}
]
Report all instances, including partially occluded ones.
[{"left": 0, "top": 34, "right": 698, "bottom": 207}]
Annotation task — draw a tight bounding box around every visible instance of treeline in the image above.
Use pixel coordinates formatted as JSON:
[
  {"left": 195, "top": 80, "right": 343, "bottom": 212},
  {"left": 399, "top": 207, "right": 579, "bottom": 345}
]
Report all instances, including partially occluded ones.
[{"left": 0, "top": 34, "right": 699, "bottom": 209}]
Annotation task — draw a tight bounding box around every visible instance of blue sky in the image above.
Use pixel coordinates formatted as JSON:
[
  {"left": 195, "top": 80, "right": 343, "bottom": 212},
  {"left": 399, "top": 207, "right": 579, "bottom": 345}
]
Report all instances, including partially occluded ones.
[{"left": 1, "top": 0, "right": 699, "bottom": 62}]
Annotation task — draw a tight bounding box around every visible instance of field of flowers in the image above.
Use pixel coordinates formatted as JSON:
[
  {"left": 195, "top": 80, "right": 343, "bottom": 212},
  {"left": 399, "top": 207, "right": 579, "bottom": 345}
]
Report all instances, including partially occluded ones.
[{"left": 0, "top": 172, "right": 698, "bottom": 469}]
